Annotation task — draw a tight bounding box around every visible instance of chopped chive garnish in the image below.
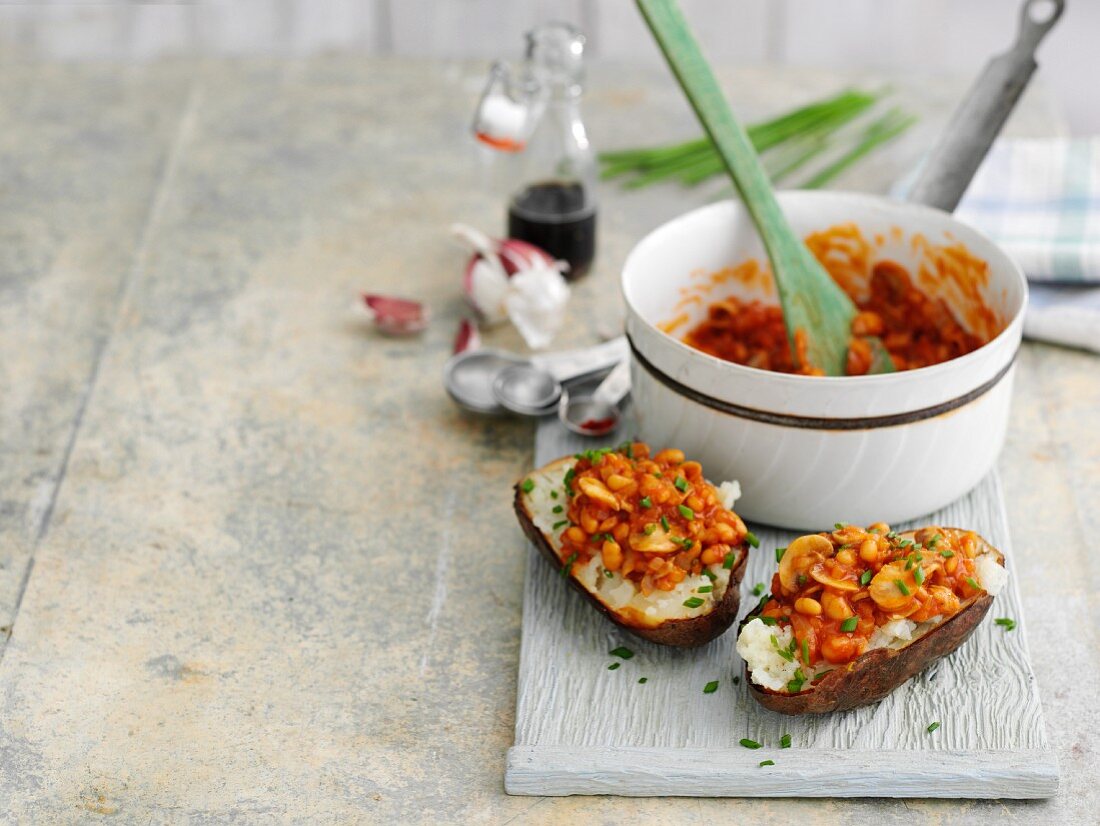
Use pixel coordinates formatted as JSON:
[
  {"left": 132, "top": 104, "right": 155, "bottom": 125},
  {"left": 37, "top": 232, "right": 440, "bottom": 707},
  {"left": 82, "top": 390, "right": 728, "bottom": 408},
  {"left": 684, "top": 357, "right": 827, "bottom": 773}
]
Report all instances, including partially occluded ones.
[
  {"left": 780, "top": 733, "right": 792, "bottom": 749},
  {"left": 929, "top": 534, "right": 942, "bottom": 547},
  {"left": 811, "top": 669, "right": 832, "bottom": 684},
  {"left": 608, "top": 662, "right": 620, "bottom": 670},
  {"left": 745, "top": 531, "right": 760, "bottom": 548},
  {"left": 914, "top": 567, "right": 926, "bottom": 585},
  {"left": 660, "top": 515, "right": 670, "bottom": 532},
  {"left": 796, "top": 573, "right": 807, "bottom": 586},
  {"left": 739, "top": 738, "right": 762, "bottom": 749},
  {"left": 683, "top": 597, "right": 705, "bottom": 608},
  {"left": 995, "top": 617, "right": 1017, "bottom": 631},
  {"left": 644, "top": 523, "right": 657, "bottom": 536},
  {"left": 550, "top": 490, "right": 558, "bottom": 499},
  {"left": 521, "top": 478, "right": 535, "bottom": 493},
  {"left": 860, "top": 570, "right": 873, "bottom": 586},
  {"left": 698, "top": 585, "right": 713, "bottom": 594},
  {"left": 834, "top": 521, "right": 847, "bottom": 529},
  {"left": 895, "top": 579, "right": 911, "bottom": 596},
  {"left": 604, "top": 570, "right": 614, "bottom": 578},
  {"left": 759, "top": 760, "right": 775, "bottom": 767},
  {"left": 638, "top": 677, "right": 647, "bottom": 684},
  {"left": 900, "top": 539, "right": 913, "bottom": 548},
  {"left": 703, "top": 680, "right": 719, "bottom": 694},
  {"left": 775, "top": 647, "right": 795, "bottom": 663},
  {"left": 840, "top": 616, "right": 858, "bottom": 632},
  {"left": 759, "top": 616, "right": 778, "bottom": 626},
  {"left": 801, "top": 638, "right": 810, "bottom": 664},
  {"left": 732, "top": 676, "right": 741, "bottom": 685},
  {"left": 702, "top": 569, "right": 717, "bottom": 581},
  {"left": 723, "top": 551, "right": 736, "bottom": 569},
  {"left": 674, "top": 476, "right": 689, "bottom": 492},
  {"left": 776, "top": 546, "right": 787, "bottom": 562},
  {"left": 752, "top": 582, "right": 765, "bottom": 596},
  {"left": 905, "top": 558, "right": 913, "bottom": 571},
  {"left": 940, "top": 550, "right": 955, "bottom": 558},
  {"left": 610, "top": 646, "right": 634, "bottom": 660},
  {"left": 927, "top": 722, "right": 940, "bottom": 734},
  {"left": 552, "top": 505, "right": 563, "bottom": 514},
  {"left": 787, "top": 669, "right": 806, "bottom": 693},
  {"left": 561, "top": 552, "right": 578, "bottom": 577},
  {"left": 552, "top": 520, "right": 568, "bottom": 530},
  {"left": 639, "top": 496, "right": 652, "bottom": 509},
  {"left": 966, "top": 577, "right": 980, "bottom": 590},
  {"left": 678, "top": 504, "right": 694, "bottom": 520}
]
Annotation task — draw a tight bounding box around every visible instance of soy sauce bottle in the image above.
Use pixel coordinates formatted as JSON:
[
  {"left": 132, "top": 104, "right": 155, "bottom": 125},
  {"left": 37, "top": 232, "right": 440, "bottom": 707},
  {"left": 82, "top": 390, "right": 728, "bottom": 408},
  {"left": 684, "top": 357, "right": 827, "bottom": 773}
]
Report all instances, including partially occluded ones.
[{"left": 473, "top": 23, "right": 597, "bottom": 280}]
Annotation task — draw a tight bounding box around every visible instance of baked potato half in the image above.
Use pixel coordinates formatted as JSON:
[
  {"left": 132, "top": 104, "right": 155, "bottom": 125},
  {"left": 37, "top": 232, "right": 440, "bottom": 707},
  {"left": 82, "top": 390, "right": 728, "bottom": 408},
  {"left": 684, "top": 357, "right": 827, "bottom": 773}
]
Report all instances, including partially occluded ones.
[
  {"left": 514, "top": 442, "right": 750, "bottom": 648},
  {"left": 736, "top": 524, "right": 1006, "bottom": 714}
]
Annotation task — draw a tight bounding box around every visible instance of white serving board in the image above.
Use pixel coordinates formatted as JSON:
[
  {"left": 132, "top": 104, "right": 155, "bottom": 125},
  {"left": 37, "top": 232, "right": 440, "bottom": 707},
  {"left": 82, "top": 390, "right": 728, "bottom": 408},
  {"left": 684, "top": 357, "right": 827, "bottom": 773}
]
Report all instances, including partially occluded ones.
[{"left": 506, "top": 414, "right": 1058, "bottom": 798}]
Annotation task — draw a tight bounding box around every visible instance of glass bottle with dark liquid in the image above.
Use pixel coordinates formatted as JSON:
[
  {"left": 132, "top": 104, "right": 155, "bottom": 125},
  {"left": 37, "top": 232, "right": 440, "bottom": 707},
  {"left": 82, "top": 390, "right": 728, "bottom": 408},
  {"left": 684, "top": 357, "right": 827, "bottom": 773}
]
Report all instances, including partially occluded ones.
[
  {"left": 508, "top": 181, "right": 596, "bottom": 278},
  {"left": 473, "top": 23, "right": 597, "bottom": 281}
]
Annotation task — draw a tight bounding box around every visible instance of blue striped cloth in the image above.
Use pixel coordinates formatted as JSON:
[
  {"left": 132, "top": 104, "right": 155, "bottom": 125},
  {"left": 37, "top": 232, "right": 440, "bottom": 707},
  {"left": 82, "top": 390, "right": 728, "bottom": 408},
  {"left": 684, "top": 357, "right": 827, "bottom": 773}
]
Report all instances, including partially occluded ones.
[{"left": 900, "top": 139, "right": 1100, "bottom": 353}]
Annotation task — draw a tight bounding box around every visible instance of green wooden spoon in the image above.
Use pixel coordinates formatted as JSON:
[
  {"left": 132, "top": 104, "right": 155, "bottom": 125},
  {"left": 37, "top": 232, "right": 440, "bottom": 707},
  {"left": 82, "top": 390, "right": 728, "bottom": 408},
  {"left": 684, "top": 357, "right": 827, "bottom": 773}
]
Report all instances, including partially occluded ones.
[{"left": 636, "top": 0, "right": 894, "bottom": 375}]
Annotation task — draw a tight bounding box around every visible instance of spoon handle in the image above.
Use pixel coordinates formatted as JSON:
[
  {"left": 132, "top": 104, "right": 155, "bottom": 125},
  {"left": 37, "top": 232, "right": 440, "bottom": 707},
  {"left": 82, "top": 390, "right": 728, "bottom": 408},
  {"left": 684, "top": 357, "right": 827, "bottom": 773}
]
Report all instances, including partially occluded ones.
[
  {"left": 908, "top": 0, "right": 1064, "bottom": 212},
  {"left": 636, "top": 0, "right": 860, "bottom": 375},
  {"left": 635, "top": 0, "right": 797, "bottom": 275}
]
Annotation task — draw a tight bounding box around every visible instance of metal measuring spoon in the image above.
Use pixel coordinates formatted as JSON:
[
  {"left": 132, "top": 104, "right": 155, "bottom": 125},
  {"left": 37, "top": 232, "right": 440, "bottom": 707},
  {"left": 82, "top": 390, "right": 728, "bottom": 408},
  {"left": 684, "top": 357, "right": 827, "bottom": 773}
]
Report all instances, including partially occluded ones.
[
  {"left": 444, "top": 336, "right": 628, "bottom": 416},
  {"left": 490, "top": 336, "right": 628, "bottom": 415},
  {"left": 443, "top": 348, "right": 525, "bottom": 414},
  {"left": 560, "top": 360, "right": 632, "bottom": 437}
]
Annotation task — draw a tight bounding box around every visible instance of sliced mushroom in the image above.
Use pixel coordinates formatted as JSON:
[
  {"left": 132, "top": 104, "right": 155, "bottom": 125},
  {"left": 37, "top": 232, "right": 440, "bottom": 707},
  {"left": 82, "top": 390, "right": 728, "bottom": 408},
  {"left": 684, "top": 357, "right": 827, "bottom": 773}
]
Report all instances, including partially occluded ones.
[
  {"left": 629, "top": 525, "right": 681, "bottom": 554},
  {"left": 779, "top": 534, "right": 832, "bottom": 592},
  {"left": 868, "top": 560, "right": 918, "bottom": 612}
]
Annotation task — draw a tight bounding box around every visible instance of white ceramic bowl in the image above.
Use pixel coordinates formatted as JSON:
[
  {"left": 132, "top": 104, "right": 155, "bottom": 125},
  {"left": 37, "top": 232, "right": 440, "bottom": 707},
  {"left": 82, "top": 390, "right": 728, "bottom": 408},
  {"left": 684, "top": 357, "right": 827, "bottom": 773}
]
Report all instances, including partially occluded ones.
[{"left": 622, "top": 192, "right": 1027, "bottom": 530}]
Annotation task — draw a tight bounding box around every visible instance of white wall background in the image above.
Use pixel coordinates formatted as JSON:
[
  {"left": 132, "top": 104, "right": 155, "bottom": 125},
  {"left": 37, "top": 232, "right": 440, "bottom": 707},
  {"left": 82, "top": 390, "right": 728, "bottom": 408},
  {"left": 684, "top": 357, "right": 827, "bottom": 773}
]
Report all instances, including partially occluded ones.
[{"left": 0, "top": 0, "right": 1096, "bottom": 133}]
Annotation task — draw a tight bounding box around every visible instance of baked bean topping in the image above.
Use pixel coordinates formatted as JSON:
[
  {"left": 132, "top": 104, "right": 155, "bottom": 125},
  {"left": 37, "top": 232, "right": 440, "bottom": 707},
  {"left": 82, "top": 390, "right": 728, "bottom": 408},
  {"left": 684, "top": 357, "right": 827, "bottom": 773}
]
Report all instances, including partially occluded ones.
[
  {"left": 683, "top": 260, "right": 988, "bottom": 375},
  {"left": 559, "top": 442, "right": 747, "bottom": 595},
  {"left": 758, "top": 524, "right": 986, "bottom": 667}
]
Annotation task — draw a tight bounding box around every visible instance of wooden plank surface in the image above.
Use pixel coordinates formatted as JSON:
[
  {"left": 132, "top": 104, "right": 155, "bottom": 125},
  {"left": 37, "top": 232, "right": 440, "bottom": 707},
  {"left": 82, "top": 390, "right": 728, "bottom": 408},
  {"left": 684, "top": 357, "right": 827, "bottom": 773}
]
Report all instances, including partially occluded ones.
[{"left": 507, "top": 411, "right": 1057, "bottom": 797}]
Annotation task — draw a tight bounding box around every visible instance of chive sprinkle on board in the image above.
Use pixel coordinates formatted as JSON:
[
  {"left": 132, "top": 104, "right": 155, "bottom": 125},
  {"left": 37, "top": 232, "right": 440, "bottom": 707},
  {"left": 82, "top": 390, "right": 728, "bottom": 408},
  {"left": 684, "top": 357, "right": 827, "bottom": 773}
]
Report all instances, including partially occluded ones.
[
  {"left": 927, "top": 721, "right": 941, "bottom": 734},
  {"left": 780, "top": 733, "right": 792, "bottom": 748},
  {"left": 607, "top": 662, "right": 620, "bottom": 671},
  {"left": 995, "top": 617, "right": 1017, "bottom": 631},
  {"left": 610, "top": 646, "right": 634, "bottom": 660},
  {"left": 739, "top": 738, "right": 762, "bottom": 749},
  {"left": 759, "top": 760, "right": 775, "bottom": 767},
  {"left": 703, "top": 680, "right": 719, "bottom": 694}
]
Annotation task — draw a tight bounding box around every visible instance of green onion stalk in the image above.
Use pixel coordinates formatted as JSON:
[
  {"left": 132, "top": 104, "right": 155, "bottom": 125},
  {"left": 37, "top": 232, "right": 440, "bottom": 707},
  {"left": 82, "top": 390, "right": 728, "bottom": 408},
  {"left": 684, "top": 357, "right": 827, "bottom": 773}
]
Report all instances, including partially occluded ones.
[{"left": 599, "top": 89, "right": 916, "bottom": 190}]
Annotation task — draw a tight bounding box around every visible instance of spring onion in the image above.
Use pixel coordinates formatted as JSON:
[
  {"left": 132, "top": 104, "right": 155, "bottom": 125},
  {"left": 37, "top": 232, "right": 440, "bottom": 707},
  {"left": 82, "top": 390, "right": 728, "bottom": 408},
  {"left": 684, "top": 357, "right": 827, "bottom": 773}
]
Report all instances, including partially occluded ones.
[
  {"left": 723, "top": 551, "right": 736, "bottom": 569},
  {"left": 895, "top": 579, "right": 911, "bottom": 596},
  {"left": 639, "top": 496, "right": 652, "bottom": 509},
  {"left": 840, "top": 616, "right": 858, "bottom": 632},
  {"left": 683, "top": 597, "right": 704, "bottom": 608},
  {"left": 678, "top": 504, "right": 694, "bottom": 520},
  {"left": 759, "top": 760, "right": 775, "bottom": 767},
  {"left": 860, "top": 570, "right": 873, "bottom": 586},
  {"left": 610, "top": 647, "right": 634, "bottom": 660},
  {"left": 740, "top": 738, "right": 761, "bottom": 749},
  {"left": 674, "top": 476, "right": 689, "bottom": 492},
  {"left": 995, "top": 617, "right": 1017, "bottom": 631},
  {"left": 521, "top": 478, "right": 534, "bottom": 493},
  {"left": 744, "top": 531, "right": 760, "bottom": 548},
  {"left": 927, "top": 722, "right": 941, "bottom": 734},
  {"left": 704, "top": 680, "right": 720, "bottom": 694},
  {"left": 780, "top": 733, "right": 792, "bottom": 749}
]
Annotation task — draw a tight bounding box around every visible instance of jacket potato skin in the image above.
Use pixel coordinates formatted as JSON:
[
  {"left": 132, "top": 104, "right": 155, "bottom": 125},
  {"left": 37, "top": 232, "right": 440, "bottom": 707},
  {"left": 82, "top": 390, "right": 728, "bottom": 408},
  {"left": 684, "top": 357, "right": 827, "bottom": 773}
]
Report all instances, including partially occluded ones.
[
  {"left": 739, "top": 527, "right": 1003, "bottom": 714},
  {"left": 513, "top": 478, "right": 749, "bottom": 649}
]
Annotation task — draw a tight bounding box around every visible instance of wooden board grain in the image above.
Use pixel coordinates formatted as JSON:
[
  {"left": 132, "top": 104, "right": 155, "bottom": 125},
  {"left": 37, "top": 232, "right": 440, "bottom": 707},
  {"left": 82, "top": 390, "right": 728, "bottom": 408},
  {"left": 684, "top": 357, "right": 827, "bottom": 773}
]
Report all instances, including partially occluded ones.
[{"left": 507, "top": 412, "right": 1058, "bottom": 798}]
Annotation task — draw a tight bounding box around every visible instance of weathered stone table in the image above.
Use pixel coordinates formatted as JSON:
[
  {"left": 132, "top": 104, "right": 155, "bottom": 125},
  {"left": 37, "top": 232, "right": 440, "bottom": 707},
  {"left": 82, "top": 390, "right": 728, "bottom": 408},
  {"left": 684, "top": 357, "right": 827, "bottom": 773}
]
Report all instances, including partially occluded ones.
[{"left": 0, "top": 57, "right": 1095, "bottom": 823}]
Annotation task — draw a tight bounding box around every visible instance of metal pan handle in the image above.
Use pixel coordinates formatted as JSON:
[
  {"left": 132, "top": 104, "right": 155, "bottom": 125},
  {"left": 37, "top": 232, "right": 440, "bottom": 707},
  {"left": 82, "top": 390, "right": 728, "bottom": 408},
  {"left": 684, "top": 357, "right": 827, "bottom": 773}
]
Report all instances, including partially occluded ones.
[{"left": 906, "top": 0, "right": 1065, "bottom": 213}]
